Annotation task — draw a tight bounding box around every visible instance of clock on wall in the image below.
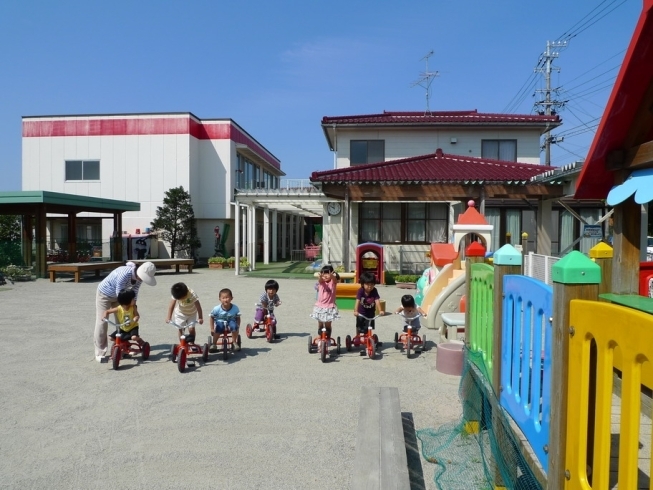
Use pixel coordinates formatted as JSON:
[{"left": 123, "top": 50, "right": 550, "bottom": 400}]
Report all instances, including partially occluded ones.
[{"left": 327, "top": 202, "right": 342, "bottom": 216}]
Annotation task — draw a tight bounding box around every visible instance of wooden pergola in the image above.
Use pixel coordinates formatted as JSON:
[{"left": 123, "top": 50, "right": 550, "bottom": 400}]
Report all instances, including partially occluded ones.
[{"left": 0, "top": 191, "right": 140, "bottom": 278}]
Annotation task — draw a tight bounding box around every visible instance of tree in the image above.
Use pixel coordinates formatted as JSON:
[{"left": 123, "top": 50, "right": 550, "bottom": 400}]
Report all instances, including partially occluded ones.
[
  {"left": 151, "top": 187, "right": 201, "bottom": 259},
  {"left": 0, "top": 215, "right": 22, "bottom": 267}
]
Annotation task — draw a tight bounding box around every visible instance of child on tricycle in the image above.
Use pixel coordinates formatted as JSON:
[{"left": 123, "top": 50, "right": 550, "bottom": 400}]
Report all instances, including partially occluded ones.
[
  {"left": 209, "top": 288, "right": 241, "bottom": 354},
  {"left": 394, "top": 294, "right": 428, "bottom": 358}
]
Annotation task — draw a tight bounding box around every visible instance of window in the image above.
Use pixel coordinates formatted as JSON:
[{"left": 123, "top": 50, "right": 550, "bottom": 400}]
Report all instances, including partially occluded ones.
[
  {"left": 481, "top": 140, "right": 517, "bottom": 161},
  {"left": 350, "top": 140, "right": 385, "bottom": 165},
  {"left": 359, "top": 202, "right": 448, "bottom": 244},
  {"left": 65, "top": 160, "right": 100, "bottom": 181}
]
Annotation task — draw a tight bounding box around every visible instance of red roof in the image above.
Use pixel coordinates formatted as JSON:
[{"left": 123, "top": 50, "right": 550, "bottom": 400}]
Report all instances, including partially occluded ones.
[
  {"left": 575, "top": 1, "right": 653, "bottom": 199},
  {"left": 322, "top": 110, "right": 560, "bottom": 126},
  {"left": 310, "top": 149, "right": 554, "bottom": 184}
]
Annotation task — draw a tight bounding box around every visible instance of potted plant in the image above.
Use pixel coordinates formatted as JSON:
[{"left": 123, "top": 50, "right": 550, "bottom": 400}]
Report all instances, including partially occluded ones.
[
  {"left": 226, "top": 257, "right": 236, "bottom": 268},
  {"left": 239, "top": 256, "right": 250, "bottom": 271},
  {"left": 394, "top": 274, "right": 419, "bottom": 289},
  {"left": 208, "top": 256, "right": 226, "bottom": 269}
]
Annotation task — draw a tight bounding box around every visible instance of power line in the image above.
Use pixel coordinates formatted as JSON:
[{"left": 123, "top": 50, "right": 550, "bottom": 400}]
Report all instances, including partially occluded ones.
[{"left": 555, "top": 0, "right": 628, "bottom": 41}]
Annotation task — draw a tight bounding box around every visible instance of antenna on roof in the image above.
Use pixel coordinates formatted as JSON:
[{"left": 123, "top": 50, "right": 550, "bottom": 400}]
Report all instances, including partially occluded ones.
[{"left": 411, "top": 50, "right": 439, "bottom": 115}]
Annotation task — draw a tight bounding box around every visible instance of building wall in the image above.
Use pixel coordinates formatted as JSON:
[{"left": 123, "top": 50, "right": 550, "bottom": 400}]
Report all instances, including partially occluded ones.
[
  {"left": 334, "top": 127, "right": 543, "bottom": 167},
  {"left": 22, "top": 114, "right": 281, "bottom": 259}
]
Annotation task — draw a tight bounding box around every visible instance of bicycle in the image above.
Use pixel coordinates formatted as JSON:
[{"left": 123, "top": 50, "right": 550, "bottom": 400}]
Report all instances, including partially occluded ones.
[
  {"left": 394, "top": 312, "right": 427, "bottom": 359},
  {"left": 103, "top": 318, "right": 150, "bottom": 370},
  {"left": 347, "top": 313, "right": 383, "bottom": 359},
  {"left": 208, "top": 319, "right": 241, "bottom": 362},
  {"left": 245, "top": 301, "right": 281, "bottom": 343},
  {"left": 168, "top": 320, "right": 209, "bottom": 373},
  {"left": 308, "top": 326, "right": 341, "bottom": 363}
]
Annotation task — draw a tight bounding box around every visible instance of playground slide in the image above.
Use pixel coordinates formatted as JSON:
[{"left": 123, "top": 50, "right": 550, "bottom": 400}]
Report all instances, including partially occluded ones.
[
  {"left": 424, "top": 273, "right": 465, "bottom": 333},
  {"left": 421, "top": 263, "right": 454, "bottom": 310}
]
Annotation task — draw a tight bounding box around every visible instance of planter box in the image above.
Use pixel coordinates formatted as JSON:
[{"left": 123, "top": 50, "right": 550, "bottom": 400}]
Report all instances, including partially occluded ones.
[
  {"left": 395, "top": 282, "right": 416, "bottom": 289},
  {"left": 208, "top": 263, "right": 224, "bottom": 269}
]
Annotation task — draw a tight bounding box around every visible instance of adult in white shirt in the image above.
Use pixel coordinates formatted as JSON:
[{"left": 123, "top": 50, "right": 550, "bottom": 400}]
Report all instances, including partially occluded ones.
[{"left": 94, "top": 261, "right": 157, "bottom": 362}]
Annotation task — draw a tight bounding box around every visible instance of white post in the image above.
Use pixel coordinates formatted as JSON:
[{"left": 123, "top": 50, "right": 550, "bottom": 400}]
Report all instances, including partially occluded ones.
[
  {"left": 289, "top": 214, "right": 295, "bottom": 259},
  {"left": 250, "top": 206, "right": 257, "bottom": 270},
  {"left": 272, "top": 210, "right": 278, "bottom": 263},
  {"left": 234, "top": 201, "right": 240, "bottom": 275},
  {"left": 263, "top": 207, "right": 270, "bottom": 265},
  {"left": 241, "top": 206, "right": 247, "bottom": 257},
  {"left": 281, "top": 213, "right": 287, "bottom": 260}
]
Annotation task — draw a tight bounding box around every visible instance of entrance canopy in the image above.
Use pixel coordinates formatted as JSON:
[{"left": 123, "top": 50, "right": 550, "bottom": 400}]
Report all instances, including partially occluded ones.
[
  {"left": 0, "top": 191, "right": 140, "bottom": 278},
  {"left": 234, "top": 186, "right": 329, "bottom": 217}
]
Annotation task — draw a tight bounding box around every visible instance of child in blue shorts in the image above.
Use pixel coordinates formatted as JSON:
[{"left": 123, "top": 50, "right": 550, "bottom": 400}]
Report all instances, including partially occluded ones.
[{"left": 209, "top": 288, "right": 241, "bottom": 351}]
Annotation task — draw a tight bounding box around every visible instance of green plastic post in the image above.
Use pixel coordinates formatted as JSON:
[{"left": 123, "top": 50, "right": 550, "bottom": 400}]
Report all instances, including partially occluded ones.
[{"left": 552, "top": 250, "right": 601, "bottom": 284}]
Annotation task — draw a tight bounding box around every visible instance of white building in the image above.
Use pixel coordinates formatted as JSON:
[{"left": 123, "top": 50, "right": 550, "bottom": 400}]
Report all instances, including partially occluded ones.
[{"left": 22, "top": 112, "right": 286, "bottom": 259}]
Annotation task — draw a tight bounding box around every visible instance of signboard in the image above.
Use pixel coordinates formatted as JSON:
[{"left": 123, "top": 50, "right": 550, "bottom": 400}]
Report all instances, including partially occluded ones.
[{"left": 582, "top": 224, "right": 603, "bottom": 238}]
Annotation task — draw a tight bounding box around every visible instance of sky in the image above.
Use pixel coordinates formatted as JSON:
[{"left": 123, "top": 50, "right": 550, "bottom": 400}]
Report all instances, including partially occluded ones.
[{"left": 0, "top": 0, "right": 643, "bottom": 191}]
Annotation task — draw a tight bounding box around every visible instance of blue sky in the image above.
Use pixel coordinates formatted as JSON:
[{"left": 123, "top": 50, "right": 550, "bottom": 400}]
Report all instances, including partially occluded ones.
[{"left": 0, "top": 0, "right": 642, "bottom": 191}]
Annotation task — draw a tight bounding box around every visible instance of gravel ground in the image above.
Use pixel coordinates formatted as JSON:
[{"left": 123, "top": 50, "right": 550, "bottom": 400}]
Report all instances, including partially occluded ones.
[{"left": 0, "top": 268, "right": 463, "bottom": 490}]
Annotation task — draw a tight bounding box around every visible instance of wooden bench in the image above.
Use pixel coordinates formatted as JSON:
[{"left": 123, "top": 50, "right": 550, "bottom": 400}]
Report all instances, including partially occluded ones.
[
  {"left": 441, "top": 312, "right": 466, "bottom": 342},
  {"left": 351, "top": 386, "right": 410, "bottom": 490},
  {"left": 48, "top": 261, "right": 123, "bottom": 283},
  {"left": 130, "top": 259, "right": 194, "bottom": 273}
]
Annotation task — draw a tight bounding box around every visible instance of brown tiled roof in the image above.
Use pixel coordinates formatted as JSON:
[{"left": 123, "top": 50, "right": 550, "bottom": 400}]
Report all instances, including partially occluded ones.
[
  {"left": 321, "top": 110, "right": 560, "bottom": 126},
  {"left": 310, "top": 149, "right": 555, "bottom": 184}
]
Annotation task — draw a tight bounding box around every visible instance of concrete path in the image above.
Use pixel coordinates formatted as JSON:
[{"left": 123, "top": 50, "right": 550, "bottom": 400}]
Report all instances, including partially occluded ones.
[{"left": 0, "top": 269, "right": 462, "bottom": 489}]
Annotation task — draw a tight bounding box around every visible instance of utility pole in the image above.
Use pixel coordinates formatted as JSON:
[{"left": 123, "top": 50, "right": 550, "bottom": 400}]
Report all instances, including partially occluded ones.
[
  {"left": 411, "top": 50, "right": 439, "bottom": 115},
  {"left": 534, "top": 40, "right": 567, "bottom": 165}
]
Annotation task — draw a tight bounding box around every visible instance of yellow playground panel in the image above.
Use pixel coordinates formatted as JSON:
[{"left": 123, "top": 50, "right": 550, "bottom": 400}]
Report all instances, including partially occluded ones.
[{"left": 566, "top": 300, "right": 653, "bottom": 489}]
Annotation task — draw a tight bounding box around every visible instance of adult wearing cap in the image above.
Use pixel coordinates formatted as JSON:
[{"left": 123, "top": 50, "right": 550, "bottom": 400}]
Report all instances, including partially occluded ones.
[{"left": 94, "top": 261, "right": 157, "bottom": 362}]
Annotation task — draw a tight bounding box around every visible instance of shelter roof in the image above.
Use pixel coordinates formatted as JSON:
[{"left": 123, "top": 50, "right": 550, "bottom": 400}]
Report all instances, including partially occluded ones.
[
  {"left": 0, "top": 191, "right": 140, "bottom": 214},
  {"left": 310, "top": 149, "right": 555, "bottom": 185},
  {"left": 575, "top": 0, "right": 653, "bottom": 199}
]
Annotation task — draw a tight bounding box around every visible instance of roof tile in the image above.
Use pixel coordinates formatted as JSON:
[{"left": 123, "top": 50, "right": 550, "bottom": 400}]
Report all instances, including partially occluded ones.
[
  {"left": 322, "top": 110, "right": 559, "bottom": 125},
  {"left": 310, "top": 151, "right": 555, "bottom": 184}
]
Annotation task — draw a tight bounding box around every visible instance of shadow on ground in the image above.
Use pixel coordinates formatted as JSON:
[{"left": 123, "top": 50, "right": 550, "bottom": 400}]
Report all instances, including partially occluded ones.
[{"left": 403, "top": 412, "right": 427, "bottom": 490}]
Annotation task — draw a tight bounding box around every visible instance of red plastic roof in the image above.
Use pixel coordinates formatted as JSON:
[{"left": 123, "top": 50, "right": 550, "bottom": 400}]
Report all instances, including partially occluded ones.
[
  {"left": 310, "top": 149, "right": 554, "bottom": 184},
  {"left": 575, "top": 1, "right": 653, "bottom": 199},
  {"left": 322, "top": 110, "right": 560, "bottom": 126}
]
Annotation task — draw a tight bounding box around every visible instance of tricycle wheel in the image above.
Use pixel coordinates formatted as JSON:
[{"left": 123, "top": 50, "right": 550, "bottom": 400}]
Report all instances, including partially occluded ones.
[
  {"left": 222, "top": 338, "right": 229, "bottom": 362},
  {"left": 202, "top": 343, "right": 209, "bottom": 362},
  {"left": 142, "top": 342, "right": 150, "bottom": 361},
  {"left": 373, "top": 334, "right": 379, "bottom": 346},
  {"left": 345, "top": 335, "right": 352, "bottom": 352},
  {"left": 422, "top": 334, "right": 427, "bottom": 351},
  {"left": 367, "top": 337, "right": 376, "bottom": 359},
  {"left": 112, "top": 345, "right": 121, "bottom": 370},
  {"left": 320, "top": 340, "right": 327, "bottom": 363},
  {"left": 406, "top": 337, "right": 412, "bottom": 359},
  {"left": 246, "top": 324, "right": 253, "bottom": 339},
  {"left": 308, "top": 335, "right": 314, "bottom": 353},
  {"left": 177, "top": 347, "right": 187, "bottom": 373},
  {"left": 394, "top": 332, "right": 400, "bottom": 349},
  {"left": 266, "top": 324, "right": 273, "bottom": 343},
  {"left": 336, "top": 336, "right": 341, "bottom": 355}
]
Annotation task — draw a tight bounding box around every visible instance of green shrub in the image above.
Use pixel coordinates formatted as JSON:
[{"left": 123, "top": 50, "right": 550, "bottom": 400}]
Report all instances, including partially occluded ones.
[
  {"left": 394, "top": 274, "right": 420, "bottom": 283},
  {"left": 208, "top": 256, "right": 226, "bottom": 264}
]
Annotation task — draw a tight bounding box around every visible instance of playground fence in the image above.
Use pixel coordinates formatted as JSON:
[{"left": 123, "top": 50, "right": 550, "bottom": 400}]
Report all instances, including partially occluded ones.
[
  {"left": 500, "top": 275, "right": 553, "bottom": 473},
  {"left": 523, "top": 252, "right": 560, "bottom": 286},
  {"left": 566, "top": 299, "right": 653, "bottom": 489},
  {"left": 469, "top": 262, "right": 495, "bottom": 379}
]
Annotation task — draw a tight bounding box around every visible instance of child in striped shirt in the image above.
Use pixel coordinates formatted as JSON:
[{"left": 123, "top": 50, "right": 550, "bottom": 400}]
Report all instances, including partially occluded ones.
[{"left": 166, "top": 282, "right": 204, "bottom": 343}]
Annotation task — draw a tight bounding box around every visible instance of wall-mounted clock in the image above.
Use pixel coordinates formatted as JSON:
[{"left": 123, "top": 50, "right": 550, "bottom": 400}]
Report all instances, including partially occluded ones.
[{"left": 327, "top": 202, "right": 342, "bottom": 216}]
